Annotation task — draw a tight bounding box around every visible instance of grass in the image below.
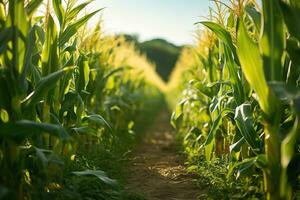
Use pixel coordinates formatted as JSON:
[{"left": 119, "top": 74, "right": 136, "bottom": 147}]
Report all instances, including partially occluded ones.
[{"left": 187, "top": 155, "right": 264, "bottom": 199}]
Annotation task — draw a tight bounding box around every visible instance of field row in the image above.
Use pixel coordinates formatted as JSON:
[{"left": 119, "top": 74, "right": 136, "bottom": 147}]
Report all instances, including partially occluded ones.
[
  {"left": 0, "top": 0, "right": 163, "bottom": 199},
  {"left": 168, "top": 1, "right": 300, "bottom": 199}
]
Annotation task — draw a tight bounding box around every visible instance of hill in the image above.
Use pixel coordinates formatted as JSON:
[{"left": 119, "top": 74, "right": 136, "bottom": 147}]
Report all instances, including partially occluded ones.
[{"left": 123, "top": 35, "right": 183, "bottom": 81}]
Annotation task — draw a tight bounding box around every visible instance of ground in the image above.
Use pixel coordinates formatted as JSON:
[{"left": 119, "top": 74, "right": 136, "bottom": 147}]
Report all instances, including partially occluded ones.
[{"left": 125, "top": 110, "right": 201, "bottom": 200}]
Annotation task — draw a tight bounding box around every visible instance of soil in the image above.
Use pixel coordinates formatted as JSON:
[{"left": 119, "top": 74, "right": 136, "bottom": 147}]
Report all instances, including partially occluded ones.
[{"left": 125, "top": 111, "right": 201, "bottom": 200}]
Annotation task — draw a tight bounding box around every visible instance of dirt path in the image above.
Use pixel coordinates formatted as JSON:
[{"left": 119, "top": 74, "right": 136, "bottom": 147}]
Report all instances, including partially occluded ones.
[{"left": 125, "top": 110, "right": 201, "bottom": 200}]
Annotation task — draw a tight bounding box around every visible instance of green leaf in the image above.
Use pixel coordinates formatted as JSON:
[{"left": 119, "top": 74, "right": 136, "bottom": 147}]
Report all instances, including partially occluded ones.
[
  {"left": 76, "top": 55, "right": 90, "bottom": 92},
  {"left": 71, "top": 126, "right": 97, "bottom": 137},
  {"left": 279, "top": 0, "right": 300, "bottom": 41},
  {"left": 285, "top": 38, "right": 300, "bottom": 85},
  {"left": 200, "top": 21, "right": 237, "bottom": 59},
  {"left": 170, "top": 99, "right": 185, "bottom": 128},
  {"left": 0, "top": 109, "right": 9, "bottom": 123},
  {"left": 7, "top": 0, "right": 28, "bottom": 75},
  {"left": 34, "top": 147, "right": 53, "bottom": 169},
  {"left": 104, "top": 67, "right": 126, "bottom": 80},
  {"left": 228, "top": 155, "right": 267, "bottom": 179},
  {"left": 22, "top": 67, "right": 75, "bottom": 106},
  {"left": 0, "top": 28, "right": 12, "bottom": 54},
  {"left": 25, "top": 0, "right": 43, "bottom": 17},
  {"left": 269, "top": 82, "right": 300, "bottom": 101},
  {"left": 229, "top": 137, "right": 245, "bottom": 154},
  {"left": 41, "top": 15, "right": 59, "bottom": 76},
  {"left": 82, "top": 114, "right": 113, "bottom": 132},
  {"left": 281, "top": 98, "right": 300, "bottom": 172},
  {"left": 203, "top": 108, "right": 233, "bottom": 146},
  {"left": 237, "top": 16, "right": 274, "bottom": 116},
  {"left": 67, "top": 0, "right": 94, "bottom": 22},
  {"left": 245, "top": 4, "right": 261, "bottom": 32},
  {"left": 52, "top": 0, "right": 65, "bottom": 28},
  {"left": 205, "top": 141, "right": 214, "bottom": 161},
  {"left": 59, "top": 9, "right": 102, "bottom": 47},
  {"left": 281, "top": 117, "right": 300, "bottom": 169},
  {"left": 260, "top": 0, "right": 284, "bottom": 81},
  {"left": 0, "top": 120, "right": 70, "bottom": 142},
  {"left": 72, "top": 170, "right": 118, "bottom": 188},
  {"left": 190, "top": 126, "right": 201, "bottom": 137},
  {"left": 224, "top": 46, "right": 244, "bottom": 104},
  {"left": 20, "top": 25, "right": 39, "bottom": 93},
  {"left": 234, "top": 104, "right": 262, "bottom": 153},
  {"left": 0, "top": 2, "right": 5, "bottom": 24}
]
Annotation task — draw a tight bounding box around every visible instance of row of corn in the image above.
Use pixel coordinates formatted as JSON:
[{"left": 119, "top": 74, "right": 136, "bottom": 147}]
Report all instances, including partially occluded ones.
[
  {"left": 169, "top": 0, "right": 300, "bottom": 199},
  {"left": 0, "top": 0, "right": 163, "bottom": 199}
]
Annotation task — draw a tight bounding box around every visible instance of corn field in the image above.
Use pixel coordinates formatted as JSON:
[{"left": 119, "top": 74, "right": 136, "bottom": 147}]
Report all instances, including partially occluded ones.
[
  {"left": 0, "top": 0, "right": 163, "bottom": 199},
  {"left": 170, "top": 0, "right": 300, "bottom": 199},
  {"left": 1, "top": 0, "right": 300, "bottom": 199}
]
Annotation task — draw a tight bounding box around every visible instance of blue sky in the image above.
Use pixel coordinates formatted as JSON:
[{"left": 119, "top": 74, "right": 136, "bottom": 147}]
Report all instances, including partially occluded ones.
[{"left": 85, "top": 1, "right": 210, "bottom": 45}]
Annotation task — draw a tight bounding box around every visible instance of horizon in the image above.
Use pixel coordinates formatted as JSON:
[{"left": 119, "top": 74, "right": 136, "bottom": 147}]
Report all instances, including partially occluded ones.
[{"left": 83, "top": 0, "right": 210, "bottom": 46}]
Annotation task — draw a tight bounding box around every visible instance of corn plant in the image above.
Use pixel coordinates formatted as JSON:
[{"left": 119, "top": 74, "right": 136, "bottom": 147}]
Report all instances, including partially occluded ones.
[
  {"left": 170, "top": 0, "right": 300, "bottom": 199},
  {"left": 0, "top": 0, "right": 163, "bottom": 199}
]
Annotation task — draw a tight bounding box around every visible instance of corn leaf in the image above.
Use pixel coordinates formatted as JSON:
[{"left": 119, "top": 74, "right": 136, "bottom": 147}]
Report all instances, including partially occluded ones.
[
  {"left": 7, "top": 0, "right": 28, "bottom": 75},
  {"left": 224, "top": 46, "right": 244, "bottom": 104},
  {"left": 280, "top": 99, "right": 300, "bottom": 197},
  {"left": 200, "top": 21, "right": 237, "bottom": 60},
  {"left": 0, "top": 28, "right": 12, "bottom": 54},
  {"left": 237, "top": 16, "right": 272, "bottom": 116},
  {"left": 82, "top": 114, "right": 113, "bottom": 132},
  {"left": 279, "top": 0, "right": 300, "bottom": 41},
  {"left": 77, "top": 55, "right": 90, "bottom": 92},
  {"left": 0, "top": 120, "right": 69, "bottom": 142},
  {"left": 25, "top": 0, "right": 43, "bottom": 17},
  {"left": 260, "top": 0, "right": 284, "bottom": 81},
  {"left": 203, "top": 108, "right": 233, "bottom": 146},
  {"left": 245, "top": 4, "right": 261, "bottom": 33},
  {"left": 229, "top": 137, "right": 245, "bottom": 154},
  {"left": 59, "top": 9, "right": 102, "bottom": 47},
  {"left": 170, "top": 99, "right": 185, "bottom": 128},
  {"left": 52, "top": 0, "right": 65, "bottom": 27},
  {"left": 41, "top": 15, "right": 59, "bottom": 76},
  {"left": 20, "top": 25, "right": 39, "bottom": 93},
  {"left": 269, "top": 82, "right": 300, "bottom": 101},
  {"left": 72, "top": 170, "right": 118, "bottom": 188},
  {"left": 234, "top": 104, "right": 262, "bottom": 153},
  {"left": 228, "top": 155, "right": 267, "bottom": 179},
  {"left": 67, "top": 0, "right": 94, "bottom": 22},
  {"left": 23, "top": 67, "right": 75, "bottom": 106},
  {"left": 281, "top": 116, "right": 300, "bottom": 169},
  {"left": 0, "top": 2, "right": 5, "bottom": 24}
]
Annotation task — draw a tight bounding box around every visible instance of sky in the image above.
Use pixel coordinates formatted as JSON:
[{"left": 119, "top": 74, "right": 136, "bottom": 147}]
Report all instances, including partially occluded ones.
[{"left": 85, "top": 1, "right": 210, "bottom": 45}]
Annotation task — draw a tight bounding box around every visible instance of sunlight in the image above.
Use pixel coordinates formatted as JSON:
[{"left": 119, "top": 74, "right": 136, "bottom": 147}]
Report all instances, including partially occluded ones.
[
  {"left": 1, "top": 1, "right": 298, "bottom": 199},
  {"left": 80, "top": 0, "right": 210, "bottom": 45}
]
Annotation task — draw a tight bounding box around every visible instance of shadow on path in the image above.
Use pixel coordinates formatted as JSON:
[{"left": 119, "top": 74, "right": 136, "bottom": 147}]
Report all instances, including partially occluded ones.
[{"left": 125, "top": 110, "right": 201, "bottom": 200}]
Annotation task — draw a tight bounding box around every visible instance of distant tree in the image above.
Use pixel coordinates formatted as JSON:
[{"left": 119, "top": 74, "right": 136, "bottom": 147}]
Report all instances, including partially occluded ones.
[
  {"left": 117, "top": 34, "right": 183, "bottom": 81},
  {"left": 122, "top": 33, "right": 140, "bottom": 44},
  {"left": 139, "top": 39, "right": 182, "bottom": 81}
]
